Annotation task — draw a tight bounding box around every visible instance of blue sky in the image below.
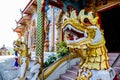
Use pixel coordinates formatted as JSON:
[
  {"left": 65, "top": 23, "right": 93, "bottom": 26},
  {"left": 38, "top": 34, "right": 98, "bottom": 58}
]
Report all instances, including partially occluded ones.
[{"left": 0, "top": 0, "right": 30, "bottom": 48}]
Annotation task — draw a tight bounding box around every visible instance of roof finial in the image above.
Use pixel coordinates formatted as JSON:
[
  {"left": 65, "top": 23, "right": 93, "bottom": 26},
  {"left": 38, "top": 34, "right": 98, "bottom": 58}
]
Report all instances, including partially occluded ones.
[
  {"left": 20, "top": 8, "right": 23, "bottom": 17},
  {"left": 15, "top": 19, "right": 18, "bottom": 26}
]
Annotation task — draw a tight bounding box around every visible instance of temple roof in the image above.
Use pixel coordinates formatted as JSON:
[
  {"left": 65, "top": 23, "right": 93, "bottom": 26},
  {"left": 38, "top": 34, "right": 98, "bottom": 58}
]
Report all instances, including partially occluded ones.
[
  {"left": 13, "top": 25, "right": 24, "bottom": 33},
  {"left": 14, "top": 0, "right": 120, "bottom": 34},
  {"left": 22, "top": 0, "right": 37, "bottom": 14},
  {"left": 0, "top": 44, "right": 7, "bottom": 50},
  {"left": 17, "top": 14, "right": 31, "bottom": 25}
]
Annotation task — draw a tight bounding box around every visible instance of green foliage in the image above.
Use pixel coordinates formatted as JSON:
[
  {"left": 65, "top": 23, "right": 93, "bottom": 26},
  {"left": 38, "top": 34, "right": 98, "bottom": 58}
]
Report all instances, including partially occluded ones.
[
  {"left": 44, "top": 54, "right": 57, "bottom": 68},
  {"left": 56, "top": 41, "right": 70, "bottom": 58},
  {"left": 44, "top": 42, "right": 70, "bottom": 68}
]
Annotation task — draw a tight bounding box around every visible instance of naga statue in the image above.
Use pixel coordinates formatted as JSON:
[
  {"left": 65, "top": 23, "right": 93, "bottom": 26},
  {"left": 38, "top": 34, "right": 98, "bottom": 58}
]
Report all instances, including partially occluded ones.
[
  {"left": 26, "top": 51, "right": 41, "bottom": 80},
  {"left": 13, "top": 38, "right": 29, "bottom": 80},
  {"left": 13, "top": 38, "right": 40, "bottom": 80},
  {"left": 62, "top": 9, "right": 116, "bottom": 80}
]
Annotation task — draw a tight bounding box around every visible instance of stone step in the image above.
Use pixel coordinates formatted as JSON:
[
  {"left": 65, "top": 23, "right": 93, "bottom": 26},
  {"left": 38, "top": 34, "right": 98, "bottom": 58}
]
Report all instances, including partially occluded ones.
[
  {"left": 55, "top": 78, "right": 62, "bottom": 80},
  {"left": 71, "top": 65, "right": 79, "bottom": 70},
  {"left": 108, "top": 53, "right": 119, "bottom": 60},
  {"left": 56, "top": 61, "right": 79, "bottom": 80},
  {"left": 115, "top": 62, "right": 120, "bottom": 67},
  {"left": 56, "top": 53, "right": 120, "bottom": 80},
  {"left": 76, "top": 61, "right": 80, "bottom": 66},
  {"left": 59, "top": 65, "right": 78, "bottom": 80},
  {"left": 108, "top": 53, "right": 120, "bottom": 66},
  {"left": 60, "top": 73, "right": 76, "bottom": 80},
  {"left": 66, "top": 69, "right": 78, "bottom": 76},
  {"left": 114, "top": 67, "right": 120, "bottom": 74},
  {"left": 108, "top": 53, "right": 119, "bottom": 57}
]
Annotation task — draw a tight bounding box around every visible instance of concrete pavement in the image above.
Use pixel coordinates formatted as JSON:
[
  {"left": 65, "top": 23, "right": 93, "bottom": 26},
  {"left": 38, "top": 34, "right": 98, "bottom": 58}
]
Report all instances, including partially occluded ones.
[{"left": 0, "top": 55, "right": 19, "bottom": 80}]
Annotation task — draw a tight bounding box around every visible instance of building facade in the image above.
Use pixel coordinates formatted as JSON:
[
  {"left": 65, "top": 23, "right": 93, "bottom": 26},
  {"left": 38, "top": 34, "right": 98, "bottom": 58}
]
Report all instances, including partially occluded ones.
[{"left": 13, "top": 0, "right": 120, "bottom": 80}]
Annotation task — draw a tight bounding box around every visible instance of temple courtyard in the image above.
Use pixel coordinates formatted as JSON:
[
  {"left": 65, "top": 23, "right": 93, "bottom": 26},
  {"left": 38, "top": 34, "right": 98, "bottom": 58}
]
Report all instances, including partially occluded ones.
[
  {"left": 0, "top": 55, "right": 18, "bottom": 80},
  {"left": 0, "top": 53, "right": 120, "bottom": 80}
]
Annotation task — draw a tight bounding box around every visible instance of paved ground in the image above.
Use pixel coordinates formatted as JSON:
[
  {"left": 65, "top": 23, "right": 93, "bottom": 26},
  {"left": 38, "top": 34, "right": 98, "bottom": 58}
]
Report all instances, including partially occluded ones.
[
  {"left": 0, "top": 55, "right": 19, "bottom": 80},
  {"left": 0, "top": 73, "right": 3, "bottom": 80},
  {"left": 0, "top": 54, "right": 120, "bottom": 80}
]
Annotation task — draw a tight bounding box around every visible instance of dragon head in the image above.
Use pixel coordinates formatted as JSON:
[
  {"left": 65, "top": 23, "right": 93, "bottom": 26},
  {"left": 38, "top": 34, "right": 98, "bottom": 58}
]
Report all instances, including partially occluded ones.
[
  {"left": 62, "top": 9, "right": 110, "bottom": 71},
  {"left": 62, "top": 9, "right": 105, "bottom": 51}
]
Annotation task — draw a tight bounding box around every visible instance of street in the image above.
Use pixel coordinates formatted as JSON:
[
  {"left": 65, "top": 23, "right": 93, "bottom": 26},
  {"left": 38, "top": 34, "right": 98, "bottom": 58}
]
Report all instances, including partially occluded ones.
[{"left": 0, "top": 55, "right": 19, "bottom": 80}]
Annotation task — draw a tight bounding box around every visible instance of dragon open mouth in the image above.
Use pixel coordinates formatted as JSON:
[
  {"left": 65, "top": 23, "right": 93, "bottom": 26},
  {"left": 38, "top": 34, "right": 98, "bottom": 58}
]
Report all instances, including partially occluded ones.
[{"left": 63, "top": 24, "right": 87, "bottom": 44}]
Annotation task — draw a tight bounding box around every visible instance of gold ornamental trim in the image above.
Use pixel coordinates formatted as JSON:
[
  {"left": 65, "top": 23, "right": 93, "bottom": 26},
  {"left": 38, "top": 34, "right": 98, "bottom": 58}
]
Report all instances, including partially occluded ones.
[
  {"left": 62, "top": 19, "right": 85, "bottom": 32},
  {"left": 97, "top": 1, "right": 120, "bottom": 12},
  {"left": 39, "top": 53, "right": 80, "bottom": 79},
  {"left": 87, "top": 36, "right": 106, "bottom": 48}
]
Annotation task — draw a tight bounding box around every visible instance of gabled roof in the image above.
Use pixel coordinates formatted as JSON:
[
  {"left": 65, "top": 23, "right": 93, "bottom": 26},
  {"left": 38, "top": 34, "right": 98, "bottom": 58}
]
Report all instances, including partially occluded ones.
[
  {"left": 22, "top": 0, "right": 37, "bottom": 14},
  {"left": 13, "top": 25, "right": 24, "bottom": 33},
  {"left": 17, "top": 15, "right": 31, "bottom": 25}
]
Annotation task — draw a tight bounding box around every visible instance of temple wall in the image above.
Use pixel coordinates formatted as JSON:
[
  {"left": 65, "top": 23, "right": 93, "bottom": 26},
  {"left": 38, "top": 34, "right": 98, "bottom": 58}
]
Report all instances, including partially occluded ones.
[{"left": 28, "top": 12, "right": 37, "bottom": 54}]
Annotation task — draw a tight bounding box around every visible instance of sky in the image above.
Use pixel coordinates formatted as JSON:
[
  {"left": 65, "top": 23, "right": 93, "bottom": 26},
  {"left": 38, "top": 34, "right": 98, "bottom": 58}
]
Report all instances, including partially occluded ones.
[{"left": 0, "top": 0, "right": 30, "bottom": 48}]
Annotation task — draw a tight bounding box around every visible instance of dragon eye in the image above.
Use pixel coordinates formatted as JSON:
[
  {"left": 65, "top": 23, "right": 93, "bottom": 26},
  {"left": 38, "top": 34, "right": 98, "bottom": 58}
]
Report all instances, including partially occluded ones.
[
  {"left": 84, "top": 18, "right": 91, "bottom": 24},
  {"left": 84, "top": 18, "right": 89, "bottom": 23}
]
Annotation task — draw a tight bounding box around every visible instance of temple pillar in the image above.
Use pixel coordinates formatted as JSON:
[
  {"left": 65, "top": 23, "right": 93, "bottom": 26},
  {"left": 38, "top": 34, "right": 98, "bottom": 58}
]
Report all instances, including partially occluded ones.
[
  {"left": 51, "top": 6, "right": 55, "bottom": 51},
  {"left": 36, "top": 0, "right": 45, "bottom": 72},
  {"left": 44, "top": 15, "right": 49, "bottom": 52}
]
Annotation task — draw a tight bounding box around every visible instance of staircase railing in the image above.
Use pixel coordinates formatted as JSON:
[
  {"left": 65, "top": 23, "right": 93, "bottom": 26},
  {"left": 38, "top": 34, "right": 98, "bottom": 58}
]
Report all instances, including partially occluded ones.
[
  {"left": 41, "top": 53, "right": 71, "bottom": 80},
  {"left": 111, "top": 53, "right": 120, "bottom": 67}
]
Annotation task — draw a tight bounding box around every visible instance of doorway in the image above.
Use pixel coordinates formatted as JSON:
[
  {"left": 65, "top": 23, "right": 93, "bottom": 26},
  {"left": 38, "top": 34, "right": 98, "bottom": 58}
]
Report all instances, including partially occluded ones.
[{"left": 100, "top": 7, "right": 120, "bottom": 52}]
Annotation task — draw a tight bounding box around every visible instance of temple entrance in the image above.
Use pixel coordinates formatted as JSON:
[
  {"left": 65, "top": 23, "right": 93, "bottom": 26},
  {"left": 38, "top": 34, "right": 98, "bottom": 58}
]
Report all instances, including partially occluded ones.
[{"left": 100, "top": 6, "right": 120, "bottom": 52}]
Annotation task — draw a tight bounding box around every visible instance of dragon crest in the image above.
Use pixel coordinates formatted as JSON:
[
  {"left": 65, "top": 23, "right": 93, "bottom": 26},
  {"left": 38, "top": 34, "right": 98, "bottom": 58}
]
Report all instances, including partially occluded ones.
[{"left": 62, "top": 9, "right": 110, "bottom": 71}]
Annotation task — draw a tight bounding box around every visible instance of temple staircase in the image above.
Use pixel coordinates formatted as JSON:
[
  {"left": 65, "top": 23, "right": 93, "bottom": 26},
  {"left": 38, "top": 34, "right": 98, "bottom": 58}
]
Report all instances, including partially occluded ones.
[
  {"left": 108, "top": 53, "right": 120, "bottom": 79},
  {"left": 54, "top": 53, "right": 120, "bottom": 80},
  {"left": 55, "top": 61, "right": 79, "bottom": 80}
]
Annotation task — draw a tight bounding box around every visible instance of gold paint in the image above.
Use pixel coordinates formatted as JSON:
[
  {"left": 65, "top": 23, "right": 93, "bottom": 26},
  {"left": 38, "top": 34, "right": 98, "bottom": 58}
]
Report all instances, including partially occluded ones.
[
  {"left": 87, "top": 37, "right": 106, "bottom": 48},
  {"left": 97, "top": 1, "right": 120, "bottom": 12},
  {"left": 77, "top": 68, "right": 92, "bottom": 80},
  {"left": 39, "top": 53, "right": 80, "bottom": 79},
  {"left": 78, "top": 9, "right": 99, "bottom": 26},
  {"left": 62, "top": 19, "right": 85, "bottom": 32},
  {"left": 62, "top": 9, "right": 110, "bottom": 71},
  {"left": 13, "top": 38, "right": 29, "bottom": 79}
]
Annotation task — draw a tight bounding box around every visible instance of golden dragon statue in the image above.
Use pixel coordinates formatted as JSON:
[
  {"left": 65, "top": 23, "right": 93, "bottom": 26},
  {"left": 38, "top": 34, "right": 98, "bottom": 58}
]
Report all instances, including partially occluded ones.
[
  {"left": 13, "top": 38, "right": 29, "bottom": 80},
  {"left": 13, "top": 38, "right": 40, "bottom": 80},
  {"left": 62, "top": 9, "right": 115, "bottom": 80}
]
